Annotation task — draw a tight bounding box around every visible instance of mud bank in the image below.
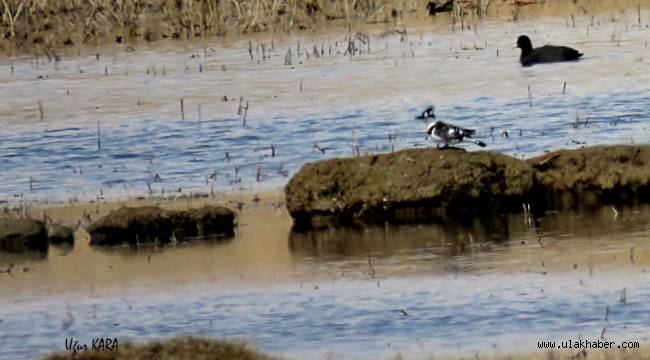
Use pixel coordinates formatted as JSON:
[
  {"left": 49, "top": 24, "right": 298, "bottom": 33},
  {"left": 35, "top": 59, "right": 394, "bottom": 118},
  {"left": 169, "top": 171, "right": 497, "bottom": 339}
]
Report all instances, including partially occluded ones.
[
  {"left": 285, "top": 145, "right": 650, "bottom": 229},
  {"left": 0, "top": 219, "right": 73, "bottom": 253},
  {"left": 528, "top": 146, "right": 650, "bottom": 209},
  {"left": 87, "top": 205, "right": 236, "bottom": 246},
  {"left": 0, "top": 218, "right": 48, "bottom": 252}
]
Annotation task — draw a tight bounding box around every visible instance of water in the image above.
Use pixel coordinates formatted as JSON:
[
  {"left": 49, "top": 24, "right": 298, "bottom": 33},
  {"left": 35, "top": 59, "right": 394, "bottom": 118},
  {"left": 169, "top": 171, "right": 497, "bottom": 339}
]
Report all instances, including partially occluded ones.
[
  {"left": 1, "top": 89, "right": 650, "bottom": 202},
  {"left": 1, "top": 272, "right": 649, "bottom": 360},
  {"left": 2, "top": 205, "right": 650, "bottom": 359},
  {"left": 3, "top": 4, "right": 650, "bottom": 359},
  {"left": 2, "top": 12, "right": 650, "bottom": 202}
]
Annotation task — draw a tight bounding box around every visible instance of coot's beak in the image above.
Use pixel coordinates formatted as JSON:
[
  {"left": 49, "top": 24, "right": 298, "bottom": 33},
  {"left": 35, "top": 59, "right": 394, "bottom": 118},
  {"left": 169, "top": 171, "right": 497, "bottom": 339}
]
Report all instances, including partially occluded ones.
[{"left": 512, "top": 42, "right": 518, "bottom": 49}]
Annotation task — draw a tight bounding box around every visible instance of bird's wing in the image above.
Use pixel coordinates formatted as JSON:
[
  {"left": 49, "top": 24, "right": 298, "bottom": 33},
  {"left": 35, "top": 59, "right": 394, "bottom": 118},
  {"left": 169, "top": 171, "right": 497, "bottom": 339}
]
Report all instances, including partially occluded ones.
[
  {"left": 534, "top": 45, "right": 583, "bottom": 61},
  {"left": 463, "top": 128, "right": 477, "bottom": 137}
]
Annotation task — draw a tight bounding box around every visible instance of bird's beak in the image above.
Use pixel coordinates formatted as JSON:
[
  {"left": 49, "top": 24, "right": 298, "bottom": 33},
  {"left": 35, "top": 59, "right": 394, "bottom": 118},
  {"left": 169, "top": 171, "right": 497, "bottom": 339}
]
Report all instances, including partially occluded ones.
[
  {"left": 512, "top": 42, "right": 518, "bottom": 49},
  {"left": 424, "top": 135, "right": 429, "bottom": 140}
]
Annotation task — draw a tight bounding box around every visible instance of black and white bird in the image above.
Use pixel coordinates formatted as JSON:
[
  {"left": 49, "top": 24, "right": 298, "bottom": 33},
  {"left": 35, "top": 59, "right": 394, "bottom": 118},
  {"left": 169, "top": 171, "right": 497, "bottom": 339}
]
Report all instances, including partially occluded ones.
[
  {"left": 416, "top": 106, "right": 486, "bottom": 147},
  {"left": 416, "top": 106, "right": 436, "bottom": 120},
  {"left": 426, "top": 121, "right": 486, "bottom": 147}
]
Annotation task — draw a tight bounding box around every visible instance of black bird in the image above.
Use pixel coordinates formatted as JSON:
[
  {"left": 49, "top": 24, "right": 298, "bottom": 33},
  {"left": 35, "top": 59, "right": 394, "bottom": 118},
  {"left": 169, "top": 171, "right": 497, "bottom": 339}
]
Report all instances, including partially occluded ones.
[
  {"left": 426, "top": 121, "right": 486, "bottom": 147},
  {"left": 516, "top": 35, "right": 583, "bottom": 67},
  {"left": 427, "top": 0, "right": 453, "bottom": 15},
  {"left": 416, "top": 106, "right": 436, "bottom": 120}
]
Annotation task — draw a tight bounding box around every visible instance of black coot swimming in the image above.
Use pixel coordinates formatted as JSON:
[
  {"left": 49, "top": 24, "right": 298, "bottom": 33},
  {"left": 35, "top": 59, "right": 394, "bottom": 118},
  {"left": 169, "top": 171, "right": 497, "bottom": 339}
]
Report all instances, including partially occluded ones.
[{"left": 516, "top": 35, "right": 583, "bottom": 67}]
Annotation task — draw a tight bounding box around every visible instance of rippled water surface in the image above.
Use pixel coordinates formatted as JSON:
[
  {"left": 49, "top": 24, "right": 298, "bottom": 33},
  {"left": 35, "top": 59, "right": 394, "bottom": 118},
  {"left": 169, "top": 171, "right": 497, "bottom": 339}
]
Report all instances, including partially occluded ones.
[
  {"left": 2, "top": 204, "right": 650, "bottom": 359},
  {"left": 3, "top": 3, "right": 650, "bottom": 360},
  {"left": 2, "top": 272, "right": 650, "bottom": 360},
  {"left": 2, "top": 6, "right": 650, "bottom": 201}
]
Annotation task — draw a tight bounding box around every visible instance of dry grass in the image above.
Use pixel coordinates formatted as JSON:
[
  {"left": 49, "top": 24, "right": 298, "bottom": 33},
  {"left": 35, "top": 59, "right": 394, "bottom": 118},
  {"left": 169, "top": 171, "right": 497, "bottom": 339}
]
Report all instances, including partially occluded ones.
[
  {"left": 3, "top": 0, "right": 644, "bottom": 54},
  {"left": 42, "top": 336, "right": 279, "bottom": 360},
  {"left": 0, "top": 0, "right": 428, "bottom": 54}
]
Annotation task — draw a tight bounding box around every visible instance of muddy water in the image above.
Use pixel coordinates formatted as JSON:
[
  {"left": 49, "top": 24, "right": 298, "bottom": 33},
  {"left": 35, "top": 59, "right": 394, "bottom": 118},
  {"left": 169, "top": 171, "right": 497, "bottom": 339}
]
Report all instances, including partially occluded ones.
[
  {"left": 2, "top": 203, "right": 650, "bottom": 359},
  {"left": 2, "top": 5, "right": 650, "bottom": 201}
]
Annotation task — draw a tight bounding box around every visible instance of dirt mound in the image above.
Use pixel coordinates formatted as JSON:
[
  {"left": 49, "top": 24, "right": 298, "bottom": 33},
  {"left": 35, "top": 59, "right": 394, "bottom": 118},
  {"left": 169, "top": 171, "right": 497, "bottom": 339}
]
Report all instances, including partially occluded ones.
[
  {"left": 87, "top": 205, "right": 236, "bottom": 246},
  {"left": 529, "top": 145, "right": 650, "bottom": 208},
  {"left": 286, "top": 145, "right": 650, "bottom": 230},
  {"left": 0, "top": 218, "right": 48, "bottom": 253},
  {"left": 286, "top": 147, "right": 535, "bottom": 229},
  {"left": 46, "top": 223, "right": 75, "bottom": 244}
]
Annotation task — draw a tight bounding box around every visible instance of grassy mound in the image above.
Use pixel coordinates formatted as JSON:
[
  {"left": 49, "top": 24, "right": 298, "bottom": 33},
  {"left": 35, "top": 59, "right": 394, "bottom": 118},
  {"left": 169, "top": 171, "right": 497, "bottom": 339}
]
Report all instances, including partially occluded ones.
[
  {"left": 285, "top": 145, "right": 650, "bottom": 229},
  {"left": 43, "top": 337, "right": 277, "bottom": 360}
]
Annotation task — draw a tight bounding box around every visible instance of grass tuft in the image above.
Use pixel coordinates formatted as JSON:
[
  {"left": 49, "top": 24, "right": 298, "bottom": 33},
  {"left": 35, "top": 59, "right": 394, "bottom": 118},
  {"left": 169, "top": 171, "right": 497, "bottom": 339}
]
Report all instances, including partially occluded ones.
[{"left": 42, "top": 336, "right": 279, "bottom": 360}]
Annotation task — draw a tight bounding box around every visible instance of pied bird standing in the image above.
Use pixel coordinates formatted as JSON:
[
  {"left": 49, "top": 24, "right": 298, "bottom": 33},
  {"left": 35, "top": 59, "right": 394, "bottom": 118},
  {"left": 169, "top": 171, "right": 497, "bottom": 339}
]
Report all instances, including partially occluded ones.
[{"left": 416, "top": 106, "right": 486, "bottom": 148}]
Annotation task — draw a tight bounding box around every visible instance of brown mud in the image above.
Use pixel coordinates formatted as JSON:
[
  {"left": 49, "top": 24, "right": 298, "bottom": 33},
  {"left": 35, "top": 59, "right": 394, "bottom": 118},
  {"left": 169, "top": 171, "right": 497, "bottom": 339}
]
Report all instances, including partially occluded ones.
[{"left": 87, "top": 205, "right": 236, "bottom": 246}]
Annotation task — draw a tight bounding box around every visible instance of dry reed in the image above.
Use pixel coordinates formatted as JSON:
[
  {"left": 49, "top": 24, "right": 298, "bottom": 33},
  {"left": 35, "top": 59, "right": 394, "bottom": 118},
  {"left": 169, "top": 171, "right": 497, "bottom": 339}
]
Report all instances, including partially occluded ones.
[{"left": 0, "top": 0, "right": 428, "bottom": 54}]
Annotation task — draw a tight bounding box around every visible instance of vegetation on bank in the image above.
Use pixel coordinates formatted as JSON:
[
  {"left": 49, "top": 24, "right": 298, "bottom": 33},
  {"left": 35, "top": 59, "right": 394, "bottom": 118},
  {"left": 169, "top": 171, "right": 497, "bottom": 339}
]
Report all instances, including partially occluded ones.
[
  {"left": 2, "top": 0, "right": 643, "bottom": 54},
  {"left": 42, "top": 337, "right": 278, "bottom": 360},
  {"left": 0, "top": 0, "right": 433, "bottom": 53}
]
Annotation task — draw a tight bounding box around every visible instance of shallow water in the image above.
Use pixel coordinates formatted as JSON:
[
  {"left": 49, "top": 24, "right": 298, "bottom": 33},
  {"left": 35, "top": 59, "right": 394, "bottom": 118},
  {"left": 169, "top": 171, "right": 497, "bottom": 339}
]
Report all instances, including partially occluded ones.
[
  {"left": 2, "top": 8, "right": 650, "bottom": 201},
  {"left": 2, "top": 272, "right": 650, "bottom": 360},
  {"left": 2, "top": 205, "right": 650, "bottom": 359},
  {"left": 3, "top": 3, "right": 650, "bottom": 360}
]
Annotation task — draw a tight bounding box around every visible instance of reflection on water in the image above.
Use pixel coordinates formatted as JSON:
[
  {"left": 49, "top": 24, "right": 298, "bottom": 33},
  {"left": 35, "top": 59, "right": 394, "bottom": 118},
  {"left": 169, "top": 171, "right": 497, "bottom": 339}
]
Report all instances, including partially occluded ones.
[
  {"left": 290, "top": 215, "right": 512, "bottom": 259},
  {"left": 290, "top": 205, "right": 650, "bottom": 275},
  {"left": 2, "top": 204, "right": 650, "bottom": 359}
]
